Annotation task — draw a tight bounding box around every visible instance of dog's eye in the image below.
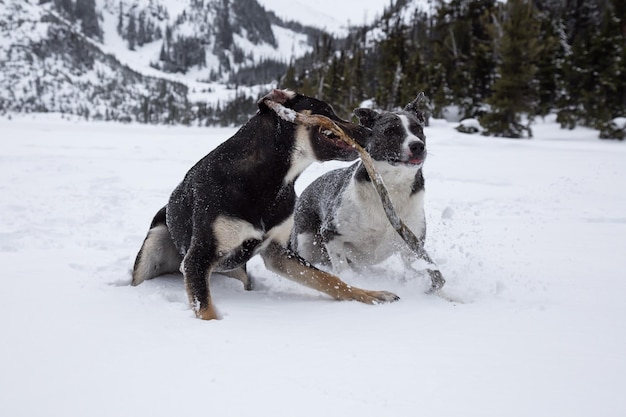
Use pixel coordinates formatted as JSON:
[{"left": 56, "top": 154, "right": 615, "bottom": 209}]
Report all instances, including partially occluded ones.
[
  {"left": 384, "top": 127, "right": 395, "bottom": 136},
  {"left": 410, "top": 123, "right": 423, "bottom": 133}
]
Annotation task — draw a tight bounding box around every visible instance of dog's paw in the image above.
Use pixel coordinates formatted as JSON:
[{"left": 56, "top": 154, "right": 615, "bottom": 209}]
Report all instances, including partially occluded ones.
[
  {"left": 243, "top": 275, "right": 254, "bottom": 291},
  {"left": 358, "top": 290, "right": 400, "bottom": 305},
  {"left": 427, "top": 269, "right": 446, "bottom": 290},
  {"left": 193, "top": 302, "right": 222, "bottom": 320}
]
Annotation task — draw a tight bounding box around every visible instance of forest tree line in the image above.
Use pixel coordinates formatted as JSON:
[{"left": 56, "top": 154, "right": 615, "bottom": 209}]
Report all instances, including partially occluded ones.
[{"left": 280, "top": 0, "right": 626, "bottom": 138}]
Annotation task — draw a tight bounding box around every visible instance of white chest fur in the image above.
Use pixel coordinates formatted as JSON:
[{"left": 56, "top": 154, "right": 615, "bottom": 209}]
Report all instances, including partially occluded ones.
[
  {"left": 284, "top": 125, "right": 315, "bottom": 184},
  {"left": 331, "top": 162, "right": 426, "bottom": 267}
]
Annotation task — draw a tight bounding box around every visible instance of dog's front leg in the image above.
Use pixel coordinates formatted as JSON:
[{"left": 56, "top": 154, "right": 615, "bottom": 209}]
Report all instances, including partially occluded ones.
[
  {"left": 325, "top": 242, "right": 351, "bottom": 274},
  {"left": 261, "top": 241, "right": 399, "bottom": 304},
  {"left": 181, "top": 242, "right": 220, "bottom": 320},
  {"left": 413, "top": 243, "right": 445, "bottom": 291}
]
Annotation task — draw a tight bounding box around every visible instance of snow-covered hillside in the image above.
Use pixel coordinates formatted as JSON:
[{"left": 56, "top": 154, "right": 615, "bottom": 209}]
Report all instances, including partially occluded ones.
[
  {"left": 0, "top": 0, "right": 324, "bottom": 123},
  {"left": 256, "top": 0, "right": 398, "bottom": 35},
  {"left": 98, "top": 0, "right": 314, "bottom": 82},
  {"left": 0, "top": 0, "right": 194, "bottom": 122},
  {"left": 1, "top": 115, "right": 624, "bottom": 416}
]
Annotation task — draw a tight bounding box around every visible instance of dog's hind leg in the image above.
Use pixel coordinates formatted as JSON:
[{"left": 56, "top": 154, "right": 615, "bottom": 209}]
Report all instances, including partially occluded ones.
[
  {"left": 261, "top": 241, "right": 399, "bottom": 304},
  {"left": 181, "top": 240, "right": 220, "bottom": 320},
  {"left": 132, "top": 206, "right": 182, "bottom": 286}
]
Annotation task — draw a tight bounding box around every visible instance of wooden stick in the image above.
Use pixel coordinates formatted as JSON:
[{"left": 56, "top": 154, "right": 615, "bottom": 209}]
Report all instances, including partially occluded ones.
[{"left": 264, "top": 99, "right": 446, "bottom": 291}]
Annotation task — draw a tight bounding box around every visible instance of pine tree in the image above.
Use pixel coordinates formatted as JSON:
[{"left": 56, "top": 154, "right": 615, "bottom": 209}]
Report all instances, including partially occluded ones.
[
  {"left": 281, "top": 62, "right": 298, "bottom": 91},
  {"left": 465, "top": 0, "right": 497, "bottom": 118},
  {"left": 534, "top": 10, "right": 568, "bottom": 117},
  {"left": 430, "top": 0, "right": 498, "bottom": 119},
  {"left": 430, "top": 0, "right": 464, "bottom": 115},
  {"left": 584, "top": 5, "right": 622, "bottom": 125},
  {"left": 117, "top": 2, "right": 124, "bottom": 35},
  {"left": 127, "top": 12, "right": 137, "bottom": 51},
  {"left": 615, "top": 0, "right": 626, "bottom": 117},
  {"left": 322, "top": 52, "right": 343, "bottom": 107},
  {"left": 396, "top": 8, "right": 430, "bottom": 109},
  {"left": 350, "top": 47, "right": 367, "bottom": 107},
  {"left": 558, "top": 0, "right": 621, "bottom": 128},
  {"left": 159, "top": 43, "right": 167, "bottom": 63},
  {"left": 480, "top": 0, "right": 542, "bottom": 138},
  {"left": 54, "top": 0, "right": 75, "bottom": 20},
  {"left": 374, "top": 16, "right": 408, "bottom": 109},
  {"left": 75, "top": 0, "right": 102, "bottom": 41},
  {"left": 215, "top": 0, "right": 233, "bottom": 51},
  {"left": 137, "top": 11, "right": 146, "bottom": 47}
]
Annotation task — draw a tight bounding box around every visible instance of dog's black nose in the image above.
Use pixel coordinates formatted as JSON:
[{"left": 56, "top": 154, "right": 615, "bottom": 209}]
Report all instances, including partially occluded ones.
[{"left": 409, "top": 141, "right": 425, "bottom": 156}]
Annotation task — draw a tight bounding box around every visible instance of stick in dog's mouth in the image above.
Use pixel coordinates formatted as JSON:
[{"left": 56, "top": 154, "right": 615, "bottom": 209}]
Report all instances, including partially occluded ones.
[
  {"left": 263, "top": 98, "right": 446, "bottom": 292},
  {"left": 263, "top": 98, "right": 350, "bottom": 147}
]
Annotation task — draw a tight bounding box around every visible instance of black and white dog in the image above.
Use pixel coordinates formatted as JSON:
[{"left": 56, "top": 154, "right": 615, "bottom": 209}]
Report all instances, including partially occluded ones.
[
  {"left": 291, "top": 95, "right": 442, "bottom": 286},
  {"left": 131, "top": 89, "right": 398, "bottom": 320}
]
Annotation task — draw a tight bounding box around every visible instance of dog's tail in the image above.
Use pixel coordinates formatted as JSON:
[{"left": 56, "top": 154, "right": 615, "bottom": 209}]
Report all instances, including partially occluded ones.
[{"left": 131, "top": 206, "right": 182, "bottom": 286}]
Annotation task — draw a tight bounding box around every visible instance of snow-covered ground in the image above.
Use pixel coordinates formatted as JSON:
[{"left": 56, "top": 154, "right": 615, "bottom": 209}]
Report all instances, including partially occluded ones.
[{"left": 1, "top": 115, "right": 625, "bottom": 416}]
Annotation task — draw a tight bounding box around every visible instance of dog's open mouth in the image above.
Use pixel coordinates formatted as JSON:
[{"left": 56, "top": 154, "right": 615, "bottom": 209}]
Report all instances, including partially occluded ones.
[
  {"left": 388, "top": 156, "right": 425, "bottom": 166},
  {"left": 407, "top": 156, "right": 424, "bottom": 165},
  {"left": 319, "top": 128, "right": 353, "bottom": 150}
]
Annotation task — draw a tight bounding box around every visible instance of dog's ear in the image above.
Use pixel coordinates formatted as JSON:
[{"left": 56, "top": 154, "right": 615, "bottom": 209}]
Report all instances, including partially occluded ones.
[
  {"left": 258, "top": 89, "right": 297, "bottom": 111},
  {"left": 404, "top": 92, "right": 429, "bottom": 125},
  {"left": 354, "top": 108, "right": 380, "bottom": 129}
]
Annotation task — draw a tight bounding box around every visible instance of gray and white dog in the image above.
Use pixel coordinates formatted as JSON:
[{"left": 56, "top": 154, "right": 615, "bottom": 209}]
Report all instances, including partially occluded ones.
[{"left": 291, "top": 94, "right": 443, "bottom": 286}]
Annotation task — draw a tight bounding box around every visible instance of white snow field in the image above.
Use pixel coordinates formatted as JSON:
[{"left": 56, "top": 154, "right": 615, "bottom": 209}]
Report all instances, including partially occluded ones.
[{"left": 1, "top": 115, "right": 625, "bottom": 416}]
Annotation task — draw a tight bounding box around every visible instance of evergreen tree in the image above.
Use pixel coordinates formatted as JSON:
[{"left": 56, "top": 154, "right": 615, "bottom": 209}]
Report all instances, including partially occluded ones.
[
  {"left": 75, "top": 0, "right": 102, "bottom": 41},
  {"left": 117, "top": 2, "right": 124, "bottom": 35},
  {"left": 54, "top": 0, "right": 74, "bottom": 20},
  {"left": 557, "top": 0, "right": 621, "bottom": 128},
  {"left": 137, "top": 11, "right": 146, "bottom": 47},
  {"left": 396, "top": 9, "right": 430, "bottom": 109},
  {"left": 465, "top": 0, "right": 497, "bottom": 118},
  {"left": 480, "top": 0, "right": 542, "bottom": 138},
  {"left": 425, "top": 0, "right": 497, "bottom": 119},
  {"left": 127, "top": 12, "right": 137, "bottom": 50},
  {"left": 281, "top": 62, "right": 299, "bottom": 91},
  {"left": 322, "top": 51, "right": 347, "bottom": 114},
  {"left": 159, "top": 43, "right": 168, "bottom": 62},
  {"left": 584, "top": 5, "right": 622, "bottom": 125},
  {"left": 374, "top": 16, "right": 408, "bottom": 109},
  {"left": 615, "top": 0, "right": 626, "bottom": 116},
  {"left": 430, "top": 0, "right": 465, "bottom": 115},
  {"left": 215, "top": 0, "right": 233, "bottom": 51},
  {"left": 534, "top": 10, "right": 568, "bottom": 117},
  {"left": 350, "top": 47, "right": 367, "bottom": 107},
  {"left": 429, "top": 0, "right": 498, "bottom": 118},
  {"left": 165, "top": 25, "right": 172, "bottom": 44}
]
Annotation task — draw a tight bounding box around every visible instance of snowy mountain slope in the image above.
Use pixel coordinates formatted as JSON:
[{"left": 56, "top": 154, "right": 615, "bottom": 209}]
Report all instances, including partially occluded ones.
[
  {"left": 99, "top": 0, "right": 314, "bottom": 81},
  {"left": 0, "top": 0, "right": 191, "bottom": 122},
  {"left": 256, "top": 0, "right": 392, "bottom": 34},
  {"left": 0, "top": 0, "right": 321, "bottom": 123},
  {"left": 1, "top": 115, "right": 625, "bottom": 416}
]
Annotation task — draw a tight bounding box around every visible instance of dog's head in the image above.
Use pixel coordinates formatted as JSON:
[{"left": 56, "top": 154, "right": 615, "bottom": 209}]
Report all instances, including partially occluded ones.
[
  {"left": 258, "top": 89, "right": 371, "bottom": 162},
  {"left": 354, "top": 94, "right": 428, "bottom": 168}
]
